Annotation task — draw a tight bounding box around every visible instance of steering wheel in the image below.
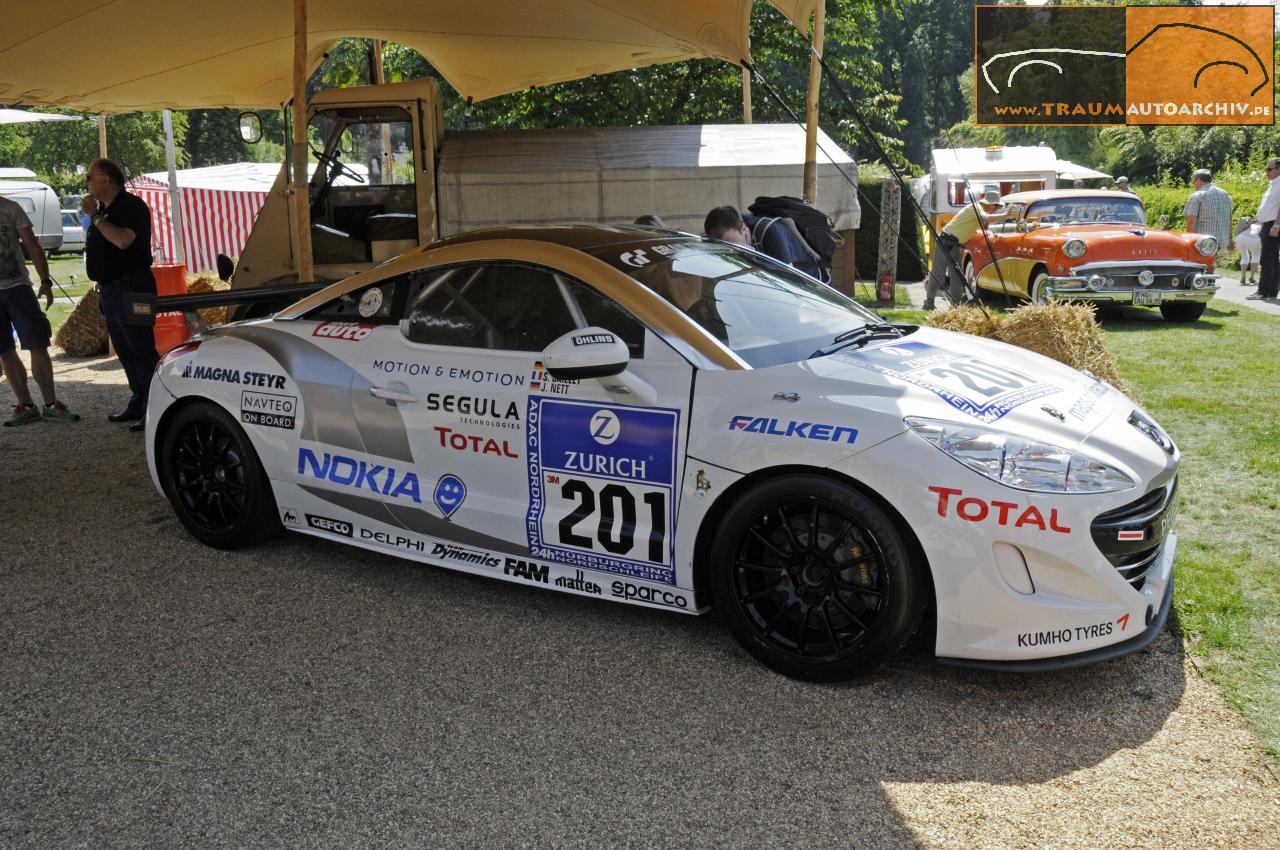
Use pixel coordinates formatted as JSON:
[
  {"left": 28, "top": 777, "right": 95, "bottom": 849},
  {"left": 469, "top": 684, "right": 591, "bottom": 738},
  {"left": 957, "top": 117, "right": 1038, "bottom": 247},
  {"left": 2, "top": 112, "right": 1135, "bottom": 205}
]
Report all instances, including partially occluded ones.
[{"left": 311, "top": 147, "right": 365, "bottom": 185}]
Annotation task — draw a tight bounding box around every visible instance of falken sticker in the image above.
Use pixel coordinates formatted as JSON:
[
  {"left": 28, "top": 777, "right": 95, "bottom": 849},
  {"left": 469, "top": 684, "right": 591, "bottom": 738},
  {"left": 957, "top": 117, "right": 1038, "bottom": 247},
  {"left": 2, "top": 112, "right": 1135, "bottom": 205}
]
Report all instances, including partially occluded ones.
[
  {"left": 526, "top": 397, "right": 679, "bottom": 585},
  {"left": 838, "top": 341, "right": 1058, "bottom": 423}
]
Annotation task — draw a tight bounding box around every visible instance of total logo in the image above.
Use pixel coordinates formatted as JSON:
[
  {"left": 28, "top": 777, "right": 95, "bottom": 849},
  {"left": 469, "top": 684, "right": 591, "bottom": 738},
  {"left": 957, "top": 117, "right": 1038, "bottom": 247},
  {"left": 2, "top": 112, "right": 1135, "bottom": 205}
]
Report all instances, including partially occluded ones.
[
  {"left": 929, "top": 486, "right": 1072, "bottom": 534},
  {"left": 610, "top": 580, "right": 688, "bottom": 609},
  {"left": 298, "top": 447, "right": 422, "bottom": 503},
  {"left": 729, "top": 416, "right": 858, "bottom": 445},
  {"left": 433, "top": 426, "right": 519, "bottom": 459},
  {"left": 590, "top": 410, "right": 620, "bottom": 445},
  {"left": 312, "top": 322, "right": 375, "bottom": 341}
]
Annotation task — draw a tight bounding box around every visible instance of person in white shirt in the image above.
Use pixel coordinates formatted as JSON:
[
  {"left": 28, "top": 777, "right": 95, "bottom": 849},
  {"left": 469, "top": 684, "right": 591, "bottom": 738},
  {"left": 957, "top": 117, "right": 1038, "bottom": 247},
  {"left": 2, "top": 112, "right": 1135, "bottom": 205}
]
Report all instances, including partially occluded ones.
[{"left": 1251, "top": 157, "right": 1280, "bottom": 300}]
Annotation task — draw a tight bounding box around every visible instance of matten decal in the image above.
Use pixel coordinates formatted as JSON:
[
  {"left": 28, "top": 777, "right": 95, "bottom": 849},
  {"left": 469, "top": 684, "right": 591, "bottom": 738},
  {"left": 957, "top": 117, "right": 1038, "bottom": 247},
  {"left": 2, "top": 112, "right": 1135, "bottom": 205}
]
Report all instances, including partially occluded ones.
[
  {"left": 526, "top": 398, "right": 679, "bottom": 585},
  {"left": 839, "top": 341, "right": 1058, "bottom": 423}
]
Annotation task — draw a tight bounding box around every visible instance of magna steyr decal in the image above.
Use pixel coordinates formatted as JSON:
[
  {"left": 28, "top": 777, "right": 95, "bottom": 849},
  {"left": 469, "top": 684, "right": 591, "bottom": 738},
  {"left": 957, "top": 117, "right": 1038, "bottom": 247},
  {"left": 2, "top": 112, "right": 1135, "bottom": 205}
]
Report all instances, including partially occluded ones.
[
  {"left": 729, "top": 416, "right": 857, "bottom": 444},
  {"left": 241, "top": 390, "right": 297, "bottom": 429},
  {"left": 526, "top": 398, "right": 679, "bottom": 584},
  {"left": 181, "top": 363, "right": 286, "bottom": 389},
  {"left": 298, "top": 447, "right": 422, "bottom": 503},
  {"left": 839, "top": 341, "right": 1058, "bottom": 423}
]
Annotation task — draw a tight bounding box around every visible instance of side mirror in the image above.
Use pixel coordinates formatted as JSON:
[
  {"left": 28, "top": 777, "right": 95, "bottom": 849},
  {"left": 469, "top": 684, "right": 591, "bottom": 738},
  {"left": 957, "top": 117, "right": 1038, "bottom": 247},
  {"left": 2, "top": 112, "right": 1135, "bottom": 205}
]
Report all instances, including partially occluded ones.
[
  {"left": 238, "top": 112, "right": 263, "bottom": 144},
  {"left": 215, "top": 253, "right": 234, "bottom": 282},
  {"left": 541, "top": 327, "right": 629, "bottom": 380}
]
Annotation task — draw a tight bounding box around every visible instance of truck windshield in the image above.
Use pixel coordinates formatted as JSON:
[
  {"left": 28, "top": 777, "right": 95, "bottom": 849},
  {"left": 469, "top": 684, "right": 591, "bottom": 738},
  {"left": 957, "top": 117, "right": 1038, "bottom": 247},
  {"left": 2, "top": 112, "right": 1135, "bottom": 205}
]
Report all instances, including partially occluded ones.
[
  {"left": 1027, "top": 197, "right": 1145, "bottom": 225},
  {"left": 595, "top": 241, "right": 882, "bottom": 368}
]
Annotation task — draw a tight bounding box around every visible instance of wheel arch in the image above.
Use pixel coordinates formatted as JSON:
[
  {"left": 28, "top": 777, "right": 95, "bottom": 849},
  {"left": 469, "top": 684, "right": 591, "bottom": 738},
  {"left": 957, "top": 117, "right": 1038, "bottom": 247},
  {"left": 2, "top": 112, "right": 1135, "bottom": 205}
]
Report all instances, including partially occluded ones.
[{"left": 689, "top": 464, "right": 936, "bottom": 618}]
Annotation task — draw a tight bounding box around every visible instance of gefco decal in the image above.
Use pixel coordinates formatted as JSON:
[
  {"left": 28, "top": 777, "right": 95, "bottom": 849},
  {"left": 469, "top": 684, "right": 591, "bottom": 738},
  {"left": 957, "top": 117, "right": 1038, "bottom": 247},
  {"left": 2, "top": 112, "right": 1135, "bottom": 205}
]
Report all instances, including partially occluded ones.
[
  {"left": 1018, "top": 614, "right": 1130, "bottom": 649},
  {"left": 530, "top": 360, "right": 578, "bottom": 396},
  {"left": 313, "top": 322, "right": 375, "bottom": 341},
  {"left": 372, "top": 360, "right": 527, "bottom": 388},
  {"left": 572, "top": 332, "right": 616, "bottom": 347},
  {"left": 241, "top": 390, "right": 297, "bottom": 430},
  {"left": 929, "top": 486, "right": 1071, "bottom": 533},
  {"left": 427, "top": 393, "right": 521, "bottom": 430},
  {"left": 433, "top": 426, "right": 519, "bottom": 459},
  {"left": 298, "top": 447, "right": 422, "bottom": 503},
  {"left": 181, "top": 363, "right": 286, "bottom": 389},
  {"left": 839, "top": 341, "right": 1058, "bottom": 424},
  {"left": 527, "top": 399, "right": 680, "bottom": 585},
  {"left": 610, "top": 580, "right": 688, "bottom": 609},
  {"left": 729, "top": 415, "right": 857, "bottom": 445},
  {"left": 306, "top": 514, "right": 352, "bottom": 537}
]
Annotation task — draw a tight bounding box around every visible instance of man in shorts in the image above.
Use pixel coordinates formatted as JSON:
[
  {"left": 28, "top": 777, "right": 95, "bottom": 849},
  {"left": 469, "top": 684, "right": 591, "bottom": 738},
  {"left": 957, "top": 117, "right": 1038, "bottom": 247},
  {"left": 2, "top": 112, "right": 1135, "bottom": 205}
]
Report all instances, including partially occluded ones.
[{"left": 0, "top": 194, "right": 79, "bottom": 426}]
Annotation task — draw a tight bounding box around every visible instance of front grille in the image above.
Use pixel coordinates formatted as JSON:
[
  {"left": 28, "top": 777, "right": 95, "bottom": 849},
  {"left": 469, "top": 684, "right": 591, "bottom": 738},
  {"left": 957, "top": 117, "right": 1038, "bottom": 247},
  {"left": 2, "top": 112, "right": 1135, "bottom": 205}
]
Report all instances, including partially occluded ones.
[
  {"left": 1072, "top": 264, "right": 1204, "bottom": 290},
  {"left": 1090, "top": 478, "right": 1178, "bottom": 591}
]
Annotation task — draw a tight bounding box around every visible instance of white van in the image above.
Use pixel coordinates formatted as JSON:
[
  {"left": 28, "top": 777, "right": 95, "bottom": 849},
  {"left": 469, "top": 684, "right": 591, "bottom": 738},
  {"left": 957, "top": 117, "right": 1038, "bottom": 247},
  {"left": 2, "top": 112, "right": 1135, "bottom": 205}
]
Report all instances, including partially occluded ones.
[{"left": 0, "top": 178, "right": 64, "bottom": 253}]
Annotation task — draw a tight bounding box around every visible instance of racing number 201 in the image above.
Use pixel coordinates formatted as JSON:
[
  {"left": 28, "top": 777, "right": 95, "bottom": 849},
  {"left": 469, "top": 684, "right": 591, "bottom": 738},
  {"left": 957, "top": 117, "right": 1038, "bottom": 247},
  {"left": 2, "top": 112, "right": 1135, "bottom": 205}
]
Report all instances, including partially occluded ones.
[
  {"left": 558, "top": 479, "right": 666, "bottom": 563},
  {"left": 928, "top": 360, "right": 1033, "bottom": 398}
]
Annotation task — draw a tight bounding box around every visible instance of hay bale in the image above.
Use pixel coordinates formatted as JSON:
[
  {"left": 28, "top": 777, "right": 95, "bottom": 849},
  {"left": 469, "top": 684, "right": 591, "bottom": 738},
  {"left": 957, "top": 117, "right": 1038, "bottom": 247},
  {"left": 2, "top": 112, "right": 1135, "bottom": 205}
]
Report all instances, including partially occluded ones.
[
  {"left": 185, "top": 274, "right": 230, "bottom": 326},
  {"left": 926, "top": 305, "right": 999, "bottom": 338},
  {"left": 53, "top": 288, "right": 108, "bottom": 356}
]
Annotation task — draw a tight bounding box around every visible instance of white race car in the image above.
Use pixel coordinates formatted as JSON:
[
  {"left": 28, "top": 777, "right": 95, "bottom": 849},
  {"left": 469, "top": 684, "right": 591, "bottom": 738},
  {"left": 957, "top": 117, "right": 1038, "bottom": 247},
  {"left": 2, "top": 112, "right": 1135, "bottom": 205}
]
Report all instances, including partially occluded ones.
[{"left": 144, "top": 225, "right": 1179, "bottom": 680}]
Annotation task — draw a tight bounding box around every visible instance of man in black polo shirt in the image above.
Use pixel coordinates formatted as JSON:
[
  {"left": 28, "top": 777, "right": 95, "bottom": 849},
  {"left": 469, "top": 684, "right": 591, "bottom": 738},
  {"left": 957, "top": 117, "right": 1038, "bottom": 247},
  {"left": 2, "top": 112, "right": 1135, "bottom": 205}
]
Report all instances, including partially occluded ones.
[{"left": 80, "top": 157, "right": 159, "bottom": 432}]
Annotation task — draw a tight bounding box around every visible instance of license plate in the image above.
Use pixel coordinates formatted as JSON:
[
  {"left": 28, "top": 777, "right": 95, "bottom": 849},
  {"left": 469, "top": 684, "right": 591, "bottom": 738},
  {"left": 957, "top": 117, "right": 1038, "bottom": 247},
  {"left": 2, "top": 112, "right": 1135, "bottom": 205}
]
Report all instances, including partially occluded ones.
[{"left": 1134, "top": 289, "right": 1162, "bottom": 306}]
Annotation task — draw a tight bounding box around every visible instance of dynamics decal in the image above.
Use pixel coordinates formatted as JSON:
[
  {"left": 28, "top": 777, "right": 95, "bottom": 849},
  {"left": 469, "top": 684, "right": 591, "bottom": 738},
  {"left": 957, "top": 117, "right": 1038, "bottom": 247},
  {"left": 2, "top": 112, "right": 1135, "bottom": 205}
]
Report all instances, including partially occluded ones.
[
  {"left": 526, "top": 398, "right": 679, "bottom": 585},
  {"left": 839, "top": 341, "right": 1058, "bottom": 423}
]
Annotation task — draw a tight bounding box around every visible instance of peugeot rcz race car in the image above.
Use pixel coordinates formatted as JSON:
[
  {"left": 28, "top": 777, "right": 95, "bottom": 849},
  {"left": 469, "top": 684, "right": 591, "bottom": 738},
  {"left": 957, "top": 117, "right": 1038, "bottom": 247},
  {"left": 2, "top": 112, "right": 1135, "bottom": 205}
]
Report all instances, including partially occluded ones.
[{"left": 144, "top": 225, "right": 1179, "bottom": 680}]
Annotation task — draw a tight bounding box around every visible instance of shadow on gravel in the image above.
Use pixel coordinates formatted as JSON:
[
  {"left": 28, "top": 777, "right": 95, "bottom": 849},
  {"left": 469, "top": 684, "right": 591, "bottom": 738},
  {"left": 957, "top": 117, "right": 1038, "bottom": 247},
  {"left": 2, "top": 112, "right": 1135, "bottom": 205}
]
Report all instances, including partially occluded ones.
[{"left": 0, "top": 371, "right": 1187, "bottom": 850}]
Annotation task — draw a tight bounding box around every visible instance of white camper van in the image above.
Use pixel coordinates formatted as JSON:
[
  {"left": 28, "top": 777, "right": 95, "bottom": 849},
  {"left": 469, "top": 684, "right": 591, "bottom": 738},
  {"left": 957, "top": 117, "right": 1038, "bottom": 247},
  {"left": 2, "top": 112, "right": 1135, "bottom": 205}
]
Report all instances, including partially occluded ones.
[{"left": 0, "top": 173, "right": 63, "bottom": 253}]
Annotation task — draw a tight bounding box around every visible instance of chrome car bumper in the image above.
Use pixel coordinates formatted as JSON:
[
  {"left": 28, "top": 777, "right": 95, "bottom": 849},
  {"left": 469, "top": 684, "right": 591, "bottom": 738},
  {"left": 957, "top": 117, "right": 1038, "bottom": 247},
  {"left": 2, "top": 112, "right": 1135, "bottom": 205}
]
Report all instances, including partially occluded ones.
[{"left": 1046, "top": 271, "right": 1218, "bottom": 304}]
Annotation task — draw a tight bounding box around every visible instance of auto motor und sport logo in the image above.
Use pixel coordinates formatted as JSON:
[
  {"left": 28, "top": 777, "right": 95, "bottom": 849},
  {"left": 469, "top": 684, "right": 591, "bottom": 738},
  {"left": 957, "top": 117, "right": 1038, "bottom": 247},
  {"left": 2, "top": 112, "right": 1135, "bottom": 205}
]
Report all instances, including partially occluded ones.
[
  {"left": 975, "top": 5, "right": 1273, "bottom": 126},
  {"left": 313, "top": 321, "right": 376, "bottom": 341}
]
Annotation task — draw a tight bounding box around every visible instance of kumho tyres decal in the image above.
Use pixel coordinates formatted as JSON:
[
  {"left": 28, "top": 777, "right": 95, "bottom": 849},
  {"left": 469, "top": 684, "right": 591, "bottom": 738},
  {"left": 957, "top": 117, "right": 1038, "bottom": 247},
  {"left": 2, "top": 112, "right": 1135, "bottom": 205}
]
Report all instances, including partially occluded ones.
[
  {"left": 839, "top": 341, "right": 1059, "bottom": 423},
  {"left": 526, "top": 397, "right": 680, "bottom": 585}
]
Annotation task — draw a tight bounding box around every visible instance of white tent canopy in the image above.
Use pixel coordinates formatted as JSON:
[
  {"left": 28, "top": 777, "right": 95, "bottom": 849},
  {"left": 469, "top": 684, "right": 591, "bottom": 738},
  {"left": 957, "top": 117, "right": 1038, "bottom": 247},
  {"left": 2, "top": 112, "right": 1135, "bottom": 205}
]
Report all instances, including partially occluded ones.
[
  {"left": 1056, "top": 160, "right": 1112, "bottom": 181},
  {"left": 0, "top": 108, "right": 87, "bottom": 125}
]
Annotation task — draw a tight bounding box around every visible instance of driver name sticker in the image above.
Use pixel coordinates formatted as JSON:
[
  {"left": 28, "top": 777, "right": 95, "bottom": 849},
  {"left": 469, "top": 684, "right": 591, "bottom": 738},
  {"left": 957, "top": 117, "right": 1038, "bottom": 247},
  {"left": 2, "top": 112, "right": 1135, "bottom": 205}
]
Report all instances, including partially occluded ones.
[
  {"left": 839, "top": 341, "right": 1058, "bottom": 423},
  {"left": 526, "top": 398, "right": 679, "bottom": 585}
]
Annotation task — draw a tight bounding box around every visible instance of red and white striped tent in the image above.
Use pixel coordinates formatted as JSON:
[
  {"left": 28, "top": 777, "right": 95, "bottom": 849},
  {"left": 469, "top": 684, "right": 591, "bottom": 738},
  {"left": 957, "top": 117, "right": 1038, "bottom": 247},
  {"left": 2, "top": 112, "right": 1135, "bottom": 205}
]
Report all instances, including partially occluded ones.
[{"left": 128, "top": 163, "right": 278, "bottom": 274}]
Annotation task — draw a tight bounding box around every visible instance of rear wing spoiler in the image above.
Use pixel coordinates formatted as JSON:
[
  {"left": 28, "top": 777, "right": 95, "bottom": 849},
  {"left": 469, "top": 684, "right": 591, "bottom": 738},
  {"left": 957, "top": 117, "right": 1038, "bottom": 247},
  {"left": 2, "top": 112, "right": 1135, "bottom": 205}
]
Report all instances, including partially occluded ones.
[{"left": 124, "top": 283, "right": 329, "bottom": 329}]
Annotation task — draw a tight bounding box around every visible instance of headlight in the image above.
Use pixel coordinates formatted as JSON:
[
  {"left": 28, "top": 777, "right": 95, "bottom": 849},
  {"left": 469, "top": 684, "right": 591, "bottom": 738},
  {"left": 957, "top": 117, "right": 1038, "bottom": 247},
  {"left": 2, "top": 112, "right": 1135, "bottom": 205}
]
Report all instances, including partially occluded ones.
[
  {"left": 1195, "top": 235, "right": 1218, "bottom": 256},
  {"left": 1063, "top": 238, "right": 1087, "bottom": 259},
  {"left": 905, "top": 417, "right": 1135, "bottom": 493}
]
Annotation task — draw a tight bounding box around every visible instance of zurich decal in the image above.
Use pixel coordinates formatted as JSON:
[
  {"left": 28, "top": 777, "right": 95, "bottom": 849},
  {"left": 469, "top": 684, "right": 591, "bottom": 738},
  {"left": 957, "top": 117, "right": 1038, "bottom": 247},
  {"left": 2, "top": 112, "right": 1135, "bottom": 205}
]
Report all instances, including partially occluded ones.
[{"left": 434, "top": 474, "right": 467, "bottom": 519}]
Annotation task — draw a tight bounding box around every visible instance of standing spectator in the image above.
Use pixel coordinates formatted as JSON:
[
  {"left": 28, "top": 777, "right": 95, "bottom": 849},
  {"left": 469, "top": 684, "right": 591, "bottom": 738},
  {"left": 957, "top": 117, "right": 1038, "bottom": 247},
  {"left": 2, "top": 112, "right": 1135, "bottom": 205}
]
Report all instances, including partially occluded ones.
[
  {"left": 704, "top": 205, "right": 826, "bottom": 282},
  {"left": 1251, "top": 157, "right": 1280, "bottom": 301},
  {"left": 0, "top": 195, "right": 79, "bottom": 425},
  {"left": 922, "top": 188, "right": 1006, "bottom": 310},
  {"left": 1183, "top": 168, "right": 1233, "bottom": 269},
  {"left": 1235, "top": 217, "right": 1261, "bottom": 286},
  {"left": 1115, "top": 176, "right": 1135, "bottom": 194},
  {"left": 80, "top": 157, "right": 159, "bottom": 430}
]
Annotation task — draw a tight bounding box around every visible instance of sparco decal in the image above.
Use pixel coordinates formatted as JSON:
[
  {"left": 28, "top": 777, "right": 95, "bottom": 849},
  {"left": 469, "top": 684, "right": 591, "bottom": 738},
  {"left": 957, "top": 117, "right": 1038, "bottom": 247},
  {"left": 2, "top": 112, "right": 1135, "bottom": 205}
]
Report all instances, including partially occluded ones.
[
  {"left": 181, "top": 363, "right": 286, "bottom": 389},
  {"left": 313, "top": 322, "right": 375, "bottom": 341},
  {"left": 504, "top": 557, "right": 550, "bottom": 583},
  {"left": 610, "top": 580, "right": 688, "bottom": 609},
  {"left": 306, "top": 514, "right": 352, "bottom": 537},
  {"left": 527, "top": 398, "right": 680, "bottom": 585},
  {"left": 241, "top": 390, "right": 297, "bottom": 429},
  {"left": 555, "top": 569, "right": 602, "bottom": 594},
  {"left": 298, "top": 447, "right": 422, "bottom": 503},
  {"left": 729, "top": 416, "right": 857, "bottom": 445},
  {"left": 430, "top": 542, "right": 501, "bottom": 569},
  {"left": 929, "top": 486, "right": 1071, "bottom": 533},
  {"left": 433, "top": 426, "right": 519, "bottom": 459}
]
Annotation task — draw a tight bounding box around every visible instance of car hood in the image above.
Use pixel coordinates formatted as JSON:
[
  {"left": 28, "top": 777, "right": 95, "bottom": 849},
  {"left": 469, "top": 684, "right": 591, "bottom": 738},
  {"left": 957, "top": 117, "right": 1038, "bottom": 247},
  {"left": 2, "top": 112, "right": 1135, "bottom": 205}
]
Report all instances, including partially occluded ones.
[{"left": 1033, "top": 225, "right": 1195, "bottom": 252}]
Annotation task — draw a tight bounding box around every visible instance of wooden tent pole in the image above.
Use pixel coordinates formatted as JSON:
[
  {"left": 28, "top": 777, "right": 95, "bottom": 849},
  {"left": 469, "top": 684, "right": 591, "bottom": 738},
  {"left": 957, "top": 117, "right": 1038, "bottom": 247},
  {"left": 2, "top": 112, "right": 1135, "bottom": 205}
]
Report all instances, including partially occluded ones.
[
  {"left": 741, "top": 32, "right": 752, "bottom": 124},
  {"left": 802, "top": 0, "right": 826, "bottom": 204},
  {"left": 291, "top": 0, "right": 314, "bottom": 283},
  {"left": 97, "top": 114, "right": 107, "bottom": 157}
]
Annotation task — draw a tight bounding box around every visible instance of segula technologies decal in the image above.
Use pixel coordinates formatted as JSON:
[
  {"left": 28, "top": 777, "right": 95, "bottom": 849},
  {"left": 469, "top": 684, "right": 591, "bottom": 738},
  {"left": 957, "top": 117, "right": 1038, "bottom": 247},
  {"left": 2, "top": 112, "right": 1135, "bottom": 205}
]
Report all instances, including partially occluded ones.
[{"left": 975, "top": 4, "right": 1273, "bottom": 126}]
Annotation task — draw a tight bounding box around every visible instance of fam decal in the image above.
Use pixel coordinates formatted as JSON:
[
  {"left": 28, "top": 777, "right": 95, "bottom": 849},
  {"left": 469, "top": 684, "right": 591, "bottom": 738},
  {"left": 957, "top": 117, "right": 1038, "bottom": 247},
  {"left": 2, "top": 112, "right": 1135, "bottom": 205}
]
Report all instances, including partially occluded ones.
[
  {"left": 840, "top": 341, "right": 1059, "bottom": 423},
  {"left": 729, "top": 416, "right": 858, "bottom": 445},
  {"left": 181, "top": 363, "right": 286, "bottom": 389},
  {"left": 504, "top": 557, "right": 549, "bottom": 584},
  {"left": 298, "top": 447, "right": 422, "bottom": 503},
  {"left": 929, "top": 486, "right": 1071, "bottom": 533},
  {"left": 241, "top": 390, "right": 297, "bottom": 430},
  {"left": 526, "top": 398, "right": 680, "bottom": 585}
]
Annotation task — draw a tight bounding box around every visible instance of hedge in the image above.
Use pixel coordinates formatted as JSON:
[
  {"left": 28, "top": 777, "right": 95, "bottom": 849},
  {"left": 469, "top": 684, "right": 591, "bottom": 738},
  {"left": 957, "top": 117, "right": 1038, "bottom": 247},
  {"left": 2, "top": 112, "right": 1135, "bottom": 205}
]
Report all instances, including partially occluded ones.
[
  {"left": 1133, "top": 173, "right": 1268, "bottom": 269},
  {"left": 854, "top": 178, "right": 926, "bottom": 282}
]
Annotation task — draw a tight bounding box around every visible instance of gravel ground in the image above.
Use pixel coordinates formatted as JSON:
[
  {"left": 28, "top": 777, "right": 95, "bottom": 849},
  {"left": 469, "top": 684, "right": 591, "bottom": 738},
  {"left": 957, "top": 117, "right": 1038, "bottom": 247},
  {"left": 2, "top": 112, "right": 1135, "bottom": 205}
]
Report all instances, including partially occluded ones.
[{"left": 2, "top": 352, "right": 1278, "bottom": 850}]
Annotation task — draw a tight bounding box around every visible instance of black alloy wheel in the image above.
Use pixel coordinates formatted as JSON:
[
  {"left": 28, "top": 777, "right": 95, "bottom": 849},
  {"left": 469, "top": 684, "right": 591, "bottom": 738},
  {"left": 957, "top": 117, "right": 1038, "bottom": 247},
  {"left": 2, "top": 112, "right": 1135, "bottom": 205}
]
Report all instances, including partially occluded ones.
[
  {"left": 159, "top": 401, "right": 279, "bottom": 549},
  {"left": 711, "top": 475, "right": 925, "bottom": 681}
]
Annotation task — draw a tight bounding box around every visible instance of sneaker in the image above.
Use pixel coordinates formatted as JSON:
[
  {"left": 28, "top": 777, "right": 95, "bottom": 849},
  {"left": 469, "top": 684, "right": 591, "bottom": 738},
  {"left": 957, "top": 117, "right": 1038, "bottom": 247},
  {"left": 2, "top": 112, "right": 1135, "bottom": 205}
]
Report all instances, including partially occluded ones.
[
  {"left": 1246, "top": 293, "right": 1267, "bottom": 300},
  {"left": 41, "top": 401, "right": 80, "bottom": 423},
  {"left": 3, "top": 403, "right": 41, "bottom": 427}
]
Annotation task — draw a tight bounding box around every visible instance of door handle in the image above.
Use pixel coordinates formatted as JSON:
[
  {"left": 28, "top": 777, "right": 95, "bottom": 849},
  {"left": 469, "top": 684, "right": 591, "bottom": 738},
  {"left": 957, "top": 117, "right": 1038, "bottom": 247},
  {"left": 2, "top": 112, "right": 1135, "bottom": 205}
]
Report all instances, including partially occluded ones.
[{"left": 370, "top": 386, "right": 419, "bottom": 404}]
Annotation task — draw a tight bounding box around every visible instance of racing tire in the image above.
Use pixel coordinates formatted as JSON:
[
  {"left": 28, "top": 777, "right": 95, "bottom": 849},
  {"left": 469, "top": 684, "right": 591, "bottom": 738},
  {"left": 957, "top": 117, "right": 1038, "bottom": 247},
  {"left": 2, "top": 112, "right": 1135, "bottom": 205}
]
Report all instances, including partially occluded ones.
[
  {"left": 710, "top": 475, "right": 925, "bottom": 681},
  {"left": 1158, "top": 302, "right": 1206, "bottom": 322},
  {"left": 1030, "top": 272, "right": 1054, "bottom": 305},
  {"left": 158, "top": 401, "right": 280, "bottom": 550}
]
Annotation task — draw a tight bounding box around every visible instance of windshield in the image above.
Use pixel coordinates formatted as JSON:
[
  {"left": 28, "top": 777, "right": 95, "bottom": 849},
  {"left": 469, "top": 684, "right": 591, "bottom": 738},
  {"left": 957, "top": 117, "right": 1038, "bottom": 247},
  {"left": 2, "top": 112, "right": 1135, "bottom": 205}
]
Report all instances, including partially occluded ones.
[
  {"left": 1026, "top": 197, "right": 1145, "bottom": 226},
  {"left": 595, "top": 241, "right": 882, "bottom": 368}
]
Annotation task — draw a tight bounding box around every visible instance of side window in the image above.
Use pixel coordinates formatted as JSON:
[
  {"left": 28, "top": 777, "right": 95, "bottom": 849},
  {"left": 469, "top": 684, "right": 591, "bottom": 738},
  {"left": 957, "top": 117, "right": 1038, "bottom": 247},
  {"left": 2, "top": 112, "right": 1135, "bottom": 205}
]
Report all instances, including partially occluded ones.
[
  {"left": 560, "top": 278, "right": 645, "bottom": 357},
  {"left": 402, "top": 264, "right": 578, "bottom": 351},
  {"left": 305, "top": 277, "right": 403, "bottom": 325}
]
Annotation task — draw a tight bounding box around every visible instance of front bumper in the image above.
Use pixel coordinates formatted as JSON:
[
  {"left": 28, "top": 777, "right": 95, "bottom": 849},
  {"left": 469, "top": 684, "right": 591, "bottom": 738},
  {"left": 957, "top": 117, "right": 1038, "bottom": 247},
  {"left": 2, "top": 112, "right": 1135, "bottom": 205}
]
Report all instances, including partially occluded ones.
[{"left": 1047, "top": 263, "right": 1217, "bottom": 304}]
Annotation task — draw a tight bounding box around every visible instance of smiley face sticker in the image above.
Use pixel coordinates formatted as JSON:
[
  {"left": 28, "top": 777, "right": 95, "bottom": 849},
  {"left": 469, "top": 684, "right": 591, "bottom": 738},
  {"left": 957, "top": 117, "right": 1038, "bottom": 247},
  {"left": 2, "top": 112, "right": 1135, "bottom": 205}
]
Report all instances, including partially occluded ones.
[{"left": 433, "top": 474, "right": 467, "bottom": 519}]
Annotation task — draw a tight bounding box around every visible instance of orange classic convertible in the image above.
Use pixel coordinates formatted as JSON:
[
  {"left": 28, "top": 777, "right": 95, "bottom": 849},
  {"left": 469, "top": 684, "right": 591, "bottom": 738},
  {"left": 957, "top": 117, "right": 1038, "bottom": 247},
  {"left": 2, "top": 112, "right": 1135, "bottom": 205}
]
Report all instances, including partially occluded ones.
[{"left": 962, "top": 189, "right": 1220, "bottom": 322}]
